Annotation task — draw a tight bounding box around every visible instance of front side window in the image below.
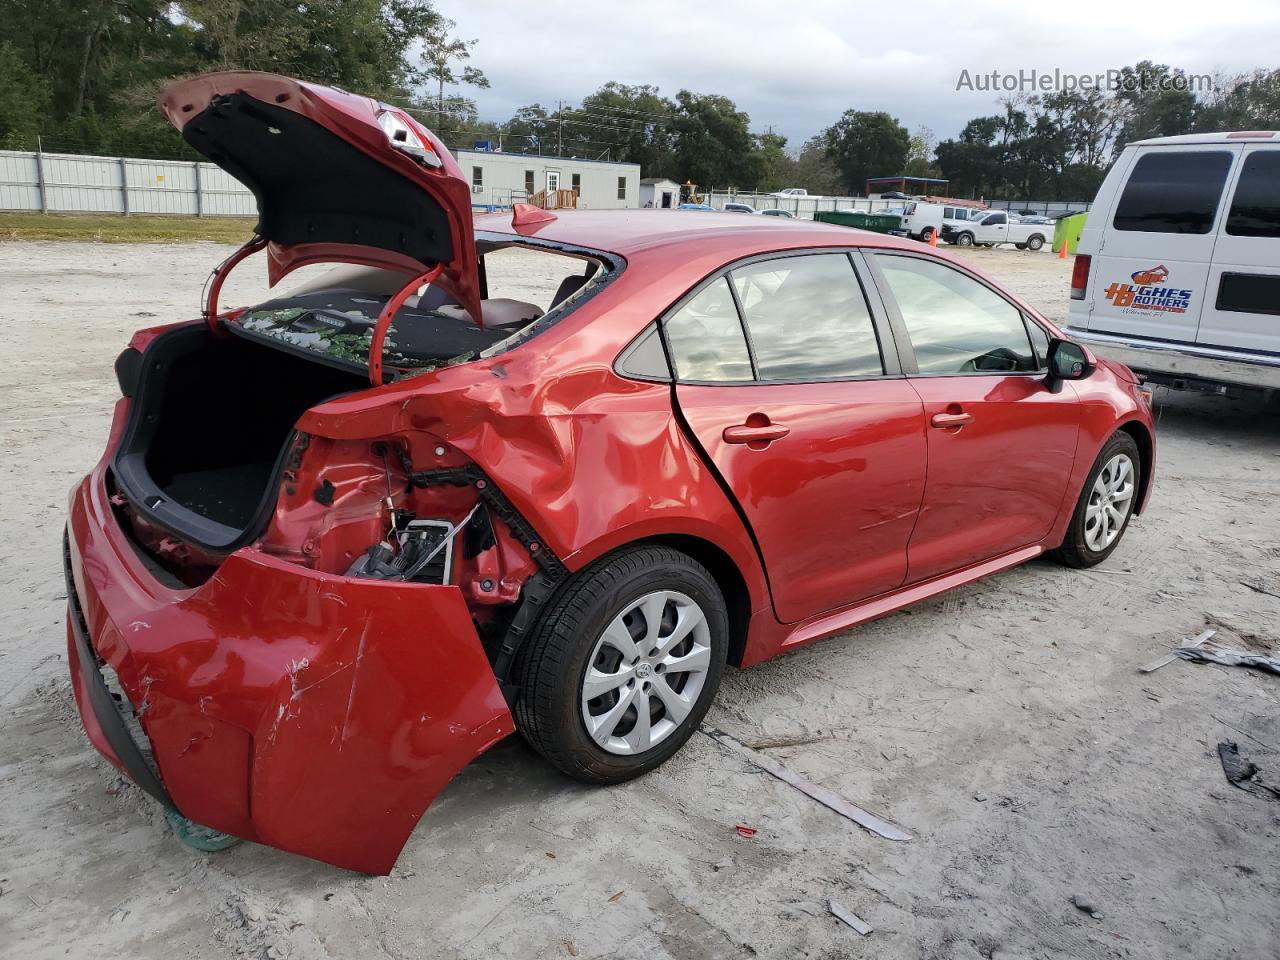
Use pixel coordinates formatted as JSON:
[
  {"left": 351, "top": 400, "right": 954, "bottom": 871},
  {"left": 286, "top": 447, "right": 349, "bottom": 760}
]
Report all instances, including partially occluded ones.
[
  {"left": 730, "top": 254, "right": 883, "bottom": 380},
  {"left": 1226, "top": 150, "right": 1280, "bottom": 237},
  {"left": 986, "top": 212, "right": 1006, "bottom": 225},
  {"left": 617, "top": 176, "right": 627, "bottom": 200},
  {"left": 876, "top": 255, "right": 1035, "bottom": 374},
  {"left": 1113, "top": 151, "right": 1233, "bottom": 234},
  {"left": 664, "top": 277, "right": 753, "bottom": 382}
]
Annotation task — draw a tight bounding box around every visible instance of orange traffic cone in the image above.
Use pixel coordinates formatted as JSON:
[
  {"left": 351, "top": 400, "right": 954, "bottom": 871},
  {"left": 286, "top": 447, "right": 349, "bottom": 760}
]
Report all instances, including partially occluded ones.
[
  {"left": 1058, "top": 240, "right": 1068, "bottom": 260},
  {"left": 929, "top": 228, "right": 938, "bottom": 248}
]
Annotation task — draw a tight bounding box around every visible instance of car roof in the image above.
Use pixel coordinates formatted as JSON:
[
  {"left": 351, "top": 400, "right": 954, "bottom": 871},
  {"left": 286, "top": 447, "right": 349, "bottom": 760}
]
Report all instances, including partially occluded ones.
[
  {"left": 474, "top": 209, "right": 923, "bottom": 260},
  {"left": 1130, "top": 131, "right": 1279, "bottom": 146}
]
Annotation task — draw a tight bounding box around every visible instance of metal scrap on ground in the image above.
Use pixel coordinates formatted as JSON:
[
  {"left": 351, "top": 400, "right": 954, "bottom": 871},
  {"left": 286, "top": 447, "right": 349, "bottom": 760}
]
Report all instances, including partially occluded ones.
[
  {"left": 1176, "top": 645, "right": 1280, "bottom": 677},
  {"left": 700, "top": 727, "right": 912, "bottom": 842},
  {"left": 1217, "top": 742, "right": 1280, "bottom": 802},
  {"left": 1139, "top": 629, "right": 1215, "bottom": 673},
  {"left": 828, "top": 899, "right": 873, "bottom": 936}
]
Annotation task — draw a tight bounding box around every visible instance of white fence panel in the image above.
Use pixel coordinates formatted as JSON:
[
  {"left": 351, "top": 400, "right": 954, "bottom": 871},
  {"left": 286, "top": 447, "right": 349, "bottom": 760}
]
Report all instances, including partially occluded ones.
[{"left": 0, "top": 149, "right": 255, "bottom": 217}]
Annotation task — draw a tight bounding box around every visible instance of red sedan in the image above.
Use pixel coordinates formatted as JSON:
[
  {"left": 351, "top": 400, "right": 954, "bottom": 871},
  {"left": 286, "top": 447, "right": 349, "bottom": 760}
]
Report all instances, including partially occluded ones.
[{"left": 64, "top": 72, "right": 1155, "bottom": 874}]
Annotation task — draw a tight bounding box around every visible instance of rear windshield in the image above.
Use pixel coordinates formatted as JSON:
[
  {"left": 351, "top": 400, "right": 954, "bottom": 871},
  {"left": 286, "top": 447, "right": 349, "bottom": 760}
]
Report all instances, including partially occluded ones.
[
  {"left": 228, "top": 241, "right": 610, "bottom": 378},
  {"left": 1113, "top": 151, "right": 1234, "bottom": 235}
]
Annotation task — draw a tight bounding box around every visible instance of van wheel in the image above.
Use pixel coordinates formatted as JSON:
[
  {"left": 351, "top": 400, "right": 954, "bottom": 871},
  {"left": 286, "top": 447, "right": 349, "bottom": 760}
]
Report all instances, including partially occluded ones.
[
  {"left": 513, "top": 546, "right": 728, "bottom": 785},
  {"left": 918, "top": 227, "right": 934, "bottom": 243},
  {"left": 956, "top": 232, "right": 974, "bottom": 246},
  {"left": 1051, "top": 431, "right": 1141, "bottom": 568},
  {"left": 1027, "top": 234, "right": 1045, "bottom": 251}
]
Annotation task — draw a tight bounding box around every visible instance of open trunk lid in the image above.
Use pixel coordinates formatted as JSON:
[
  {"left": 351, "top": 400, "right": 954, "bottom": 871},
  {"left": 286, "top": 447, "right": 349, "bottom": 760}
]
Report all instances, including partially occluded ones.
[{"left": 159, "top": 71, "right": 481, "bottom": 323}]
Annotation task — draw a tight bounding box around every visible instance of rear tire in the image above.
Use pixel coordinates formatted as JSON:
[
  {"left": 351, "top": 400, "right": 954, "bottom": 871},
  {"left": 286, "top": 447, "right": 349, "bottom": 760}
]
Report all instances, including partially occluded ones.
[
  {"left": 513, "top": 546, "right": 728, "bottom": 785},
  {"left": 1052, "top": 431, "right": 1141, "bottom": 568},
  {"left": 1027, "top": 234, "right": 1045, "bottom": 251}
]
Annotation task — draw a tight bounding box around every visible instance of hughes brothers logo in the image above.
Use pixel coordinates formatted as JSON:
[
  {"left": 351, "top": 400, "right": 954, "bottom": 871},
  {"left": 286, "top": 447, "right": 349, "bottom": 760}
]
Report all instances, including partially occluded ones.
[{"left": 1104, "top": 265, "right": 1193, "bottom": 313}]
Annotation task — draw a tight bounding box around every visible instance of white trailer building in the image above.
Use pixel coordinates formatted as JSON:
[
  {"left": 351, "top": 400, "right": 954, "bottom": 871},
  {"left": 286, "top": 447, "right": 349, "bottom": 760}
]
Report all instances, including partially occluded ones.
[{"left": 453, "top": 149, "right": 641, "bottom": 210}]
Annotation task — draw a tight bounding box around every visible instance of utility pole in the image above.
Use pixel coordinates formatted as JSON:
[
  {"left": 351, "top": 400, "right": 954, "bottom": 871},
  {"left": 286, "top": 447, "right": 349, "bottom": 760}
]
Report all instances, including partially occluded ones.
[{"left": 557, "top": 99, "right": 563, "bottom": 158}]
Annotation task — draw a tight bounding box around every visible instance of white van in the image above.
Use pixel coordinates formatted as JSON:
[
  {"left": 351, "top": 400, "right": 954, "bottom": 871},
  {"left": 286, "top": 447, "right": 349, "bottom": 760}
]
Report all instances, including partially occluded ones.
[
  {"left": 899, "top": 201, "right": 985, "bottom": 242},
  {"left": 1065, "top": 131, "right": 1280, "bottom": 398}
]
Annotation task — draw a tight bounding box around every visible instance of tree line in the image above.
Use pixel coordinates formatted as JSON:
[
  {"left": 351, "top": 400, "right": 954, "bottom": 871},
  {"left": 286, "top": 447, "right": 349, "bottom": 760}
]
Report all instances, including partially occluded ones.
[{"left": 1, "top": 3, "right": 1277, "bottom": 201}]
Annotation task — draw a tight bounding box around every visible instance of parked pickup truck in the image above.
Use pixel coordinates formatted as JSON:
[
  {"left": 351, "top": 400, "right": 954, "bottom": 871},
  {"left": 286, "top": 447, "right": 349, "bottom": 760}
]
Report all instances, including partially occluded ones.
[{"left": 941, "top": 211, "right": 1049, "bottom": 250}]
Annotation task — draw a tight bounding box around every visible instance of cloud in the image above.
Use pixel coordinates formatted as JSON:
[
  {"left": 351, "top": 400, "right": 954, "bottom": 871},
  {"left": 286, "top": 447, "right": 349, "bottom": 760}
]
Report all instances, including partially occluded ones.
[{"left": 431, "top": 0, "right": 1280, "bottom": 146}]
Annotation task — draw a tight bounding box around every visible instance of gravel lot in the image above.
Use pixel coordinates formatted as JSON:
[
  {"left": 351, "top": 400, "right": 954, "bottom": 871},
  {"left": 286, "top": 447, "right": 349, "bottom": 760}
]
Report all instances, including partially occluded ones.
[{"left": 1, "top": 238, "right": 1278, "bottom": 960}]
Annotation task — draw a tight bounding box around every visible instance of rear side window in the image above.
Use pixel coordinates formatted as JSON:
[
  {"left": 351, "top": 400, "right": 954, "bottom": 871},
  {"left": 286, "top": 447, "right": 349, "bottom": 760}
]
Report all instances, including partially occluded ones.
[
  {"left": 664, "top": 278, "right": 753, "bottom": 382},
  {"left": 876, "top": 255, "right": 1036, "bottom": 374},
  {"left": 1217, "top": 273, "right": 1280, "bottom": 316},
  {"left": 1113, "top": 151, "right": 1233, "bottom": 234},
  {"left": 1226, "top": 151, "right": 1280, "bottom": 237},
  {"left": 731, "top": 254, "right": 883, "bottom": 380}
]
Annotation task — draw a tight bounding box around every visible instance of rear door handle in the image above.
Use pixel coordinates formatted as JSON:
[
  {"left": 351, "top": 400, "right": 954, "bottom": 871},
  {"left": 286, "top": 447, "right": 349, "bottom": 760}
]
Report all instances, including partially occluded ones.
[
  {"left": 930, "top": 411, "right": 974, "bottom": 428},
  {"left": 723, "top": 423, "right": 791, "bottom": 444}
]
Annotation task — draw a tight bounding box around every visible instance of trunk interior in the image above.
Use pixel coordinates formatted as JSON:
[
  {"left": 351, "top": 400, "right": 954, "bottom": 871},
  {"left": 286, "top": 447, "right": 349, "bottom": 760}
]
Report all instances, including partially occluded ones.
[{"left": 113, "top": 323, "right": 368, "bottom": 552}]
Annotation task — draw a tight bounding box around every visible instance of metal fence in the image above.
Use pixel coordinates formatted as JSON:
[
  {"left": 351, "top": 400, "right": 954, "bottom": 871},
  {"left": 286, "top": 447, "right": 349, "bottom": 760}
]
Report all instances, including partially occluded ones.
[
  {"left": 0, "top": 149, "right": 254, "bottom": 216},
  {"left": 705, "top": 190, "right": 1091, "bottom": 220}
]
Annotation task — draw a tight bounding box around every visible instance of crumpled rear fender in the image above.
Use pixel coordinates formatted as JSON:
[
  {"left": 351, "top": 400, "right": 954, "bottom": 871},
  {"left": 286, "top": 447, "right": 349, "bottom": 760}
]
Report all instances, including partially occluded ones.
[{"left": 67, "top": 468, "right": 513, "bottom": 874}]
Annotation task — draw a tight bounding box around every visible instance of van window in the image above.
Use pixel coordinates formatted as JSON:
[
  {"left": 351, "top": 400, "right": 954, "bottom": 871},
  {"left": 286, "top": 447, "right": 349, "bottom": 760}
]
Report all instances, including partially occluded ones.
[
  {"left": 1225, "top": 151, "right": 1280, "bottom": 237},
  {"left": 1217, "top": 273, "right": 1280, "bottom": 316},
  {"left": 1113, "top": 151, "right": 1233, "bottom": 234}
]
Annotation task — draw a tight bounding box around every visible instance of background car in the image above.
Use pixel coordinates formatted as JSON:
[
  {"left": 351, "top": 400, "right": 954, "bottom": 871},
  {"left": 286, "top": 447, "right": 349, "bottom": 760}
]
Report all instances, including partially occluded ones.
[
  {"left": 721, "top": 202, "right": 757, "bottom": 214},
  {"left": 758, "top": 208, "right": 795, "bottom": 217}
]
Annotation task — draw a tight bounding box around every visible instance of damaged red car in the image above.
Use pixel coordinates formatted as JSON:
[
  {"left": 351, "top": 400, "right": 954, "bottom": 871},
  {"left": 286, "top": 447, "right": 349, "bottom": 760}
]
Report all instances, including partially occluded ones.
[{"left": 64, "top": 71, "right": 1156, "bottom": 874}]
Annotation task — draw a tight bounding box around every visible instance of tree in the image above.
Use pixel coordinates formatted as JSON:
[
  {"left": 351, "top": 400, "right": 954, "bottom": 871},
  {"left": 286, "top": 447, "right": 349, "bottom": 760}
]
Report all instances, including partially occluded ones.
[
  {"left": 1112, "top": 61, "right": 1199, "bottom": 150},
  {"left": 417, "top": 16, "right": 488, "bottom": 133},
  {"left": 669, "top": 90, "right": 758, "bottom": 187},
  {"left": 822, "top": 110, "right": 910, "bottom": 195},
  {"left": 752, "top": 131, "right": 793, "bottom": 192},
  {"left": 903, "top": 125, "right": 937, "bottom": 178},
  {"left": 0, "top": 41, "right": 48, "bottom": 148},
  {"left": 791, "top": 136, "right": 843, "bottom": 195}
]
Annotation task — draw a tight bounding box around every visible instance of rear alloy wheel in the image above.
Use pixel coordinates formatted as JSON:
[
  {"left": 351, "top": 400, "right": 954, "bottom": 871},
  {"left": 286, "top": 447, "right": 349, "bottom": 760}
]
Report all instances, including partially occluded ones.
[
  {"left": 1027, "top": 234, "right": 1045, "bottom": 251},
  {"left": 514, "top": 546, "right": 727, "bottom": 784},
  {"left": 1053, "top": 431, "right": 1141, "bottom": 568}
]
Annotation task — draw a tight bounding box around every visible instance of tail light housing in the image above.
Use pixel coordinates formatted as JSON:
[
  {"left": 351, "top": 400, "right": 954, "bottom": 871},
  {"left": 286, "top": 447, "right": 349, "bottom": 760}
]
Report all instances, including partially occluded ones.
[{"left": 1070, "top": 254, "right": 1091, "bottom": 300}]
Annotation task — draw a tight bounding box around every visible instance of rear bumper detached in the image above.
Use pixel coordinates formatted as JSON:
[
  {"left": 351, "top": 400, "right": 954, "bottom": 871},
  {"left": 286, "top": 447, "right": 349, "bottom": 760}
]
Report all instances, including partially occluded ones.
[
  {"left": 1065, "top": 326, "right": 1280, "bottom": 392},
  {"left": 64, "top": 467, "right": 514, "bottom": 875}
]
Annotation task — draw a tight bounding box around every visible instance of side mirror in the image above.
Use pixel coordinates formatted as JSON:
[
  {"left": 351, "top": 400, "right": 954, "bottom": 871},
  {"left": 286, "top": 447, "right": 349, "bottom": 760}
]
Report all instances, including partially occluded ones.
[{"left": 1045, "top": 338, "right": 1095, "bottom": 393}]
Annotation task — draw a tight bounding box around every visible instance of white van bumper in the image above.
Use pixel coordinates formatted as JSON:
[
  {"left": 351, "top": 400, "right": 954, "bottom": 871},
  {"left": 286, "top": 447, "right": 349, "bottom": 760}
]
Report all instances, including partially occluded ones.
[{"left": 1063, "top": 326, "right": 1280, "bottom": 392}]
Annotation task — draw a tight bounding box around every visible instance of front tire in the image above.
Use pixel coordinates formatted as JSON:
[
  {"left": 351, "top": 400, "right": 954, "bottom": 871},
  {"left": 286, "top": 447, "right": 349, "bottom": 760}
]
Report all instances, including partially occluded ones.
[
  {"left": 918, "top": 227, "right": 934, "bottom": 243},
  {"left": 513, "top": 546, "right": 728, "bottom": 785},
  {"left": 956, "top": 232, "right": 975, "bottom": 247},
  {"left": 1052, "top": 431, "right": 1141, "bottom": 568}
]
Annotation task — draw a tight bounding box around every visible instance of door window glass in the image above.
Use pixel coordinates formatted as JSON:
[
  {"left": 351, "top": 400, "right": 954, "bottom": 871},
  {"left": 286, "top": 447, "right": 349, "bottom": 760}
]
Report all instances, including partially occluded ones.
[
  {"left": 1225, "top": 150, "right": 1280, "bottom": 237},
  {"left": 877, "top": 256, "right": 1036, "bottom": 374},
  {"left": 664, "top": 278, "right": 753, "bottom": 382},
  {"left": 1113, "top": 151, "right": 1233, "bottom": 234},
  {"left": 731, "top": 254, "right": 883, "bottom": 380}
]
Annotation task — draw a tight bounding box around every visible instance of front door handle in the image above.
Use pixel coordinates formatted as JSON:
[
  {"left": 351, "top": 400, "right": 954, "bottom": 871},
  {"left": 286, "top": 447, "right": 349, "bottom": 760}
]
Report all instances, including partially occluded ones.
[
  {"left": 723, "top": 422, "right": 791, "bottom": 444},
  {"left": 931, "top": 411, "right": 974, "bottom": 428}
]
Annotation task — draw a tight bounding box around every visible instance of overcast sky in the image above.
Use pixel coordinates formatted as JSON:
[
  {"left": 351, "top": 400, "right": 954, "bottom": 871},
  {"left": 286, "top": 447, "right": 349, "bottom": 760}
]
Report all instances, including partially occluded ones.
[{"left": 432, "top": 0, "right": 1279, "bottom": 148}]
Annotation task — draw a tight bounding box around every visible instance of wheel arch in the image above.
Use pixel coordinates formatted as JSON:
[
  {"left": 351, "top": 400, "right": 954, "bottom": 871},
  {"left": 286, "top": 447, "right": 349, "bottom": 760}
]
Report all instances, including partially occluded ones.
[{"left": 1116, "top": 418, "right": 1154, "bottom": 514}]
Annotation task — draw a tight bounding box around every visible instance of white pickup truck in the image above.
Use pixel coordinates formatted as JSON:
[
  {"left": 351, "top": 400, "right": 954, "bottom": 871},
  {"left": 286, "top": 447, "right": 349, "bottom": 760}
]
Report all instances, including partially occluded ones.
[{"left": 941, "top": 210, "right": 1050, "bottom": 251}]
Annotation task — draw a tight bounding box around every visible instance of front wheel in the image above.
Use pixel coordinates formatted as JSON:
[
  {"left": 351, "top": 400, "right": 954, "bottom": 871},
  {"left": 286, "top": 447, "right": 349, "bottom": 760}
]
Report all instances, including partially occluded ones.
[
  {"left": 513, "top": 546, "right": 728, "bottom": 785},
  {"left": 955, "top": 232, "right": 974, "bottom": 247},
  {"left": 918, "top": 227, "right": 934, "bottom": 243},
  {"left": 1052, "top": 431, "right": 1141, "bottom": 568}
]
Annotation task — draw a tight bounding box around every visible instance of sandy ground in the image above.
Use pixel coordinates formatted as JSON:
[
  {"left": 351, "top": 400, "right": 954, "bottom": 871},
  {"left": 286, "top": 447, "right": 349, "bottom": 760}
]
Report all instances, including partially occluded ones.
[{"left": 1, "top": 239, "right": 1278, "bottom": 960}]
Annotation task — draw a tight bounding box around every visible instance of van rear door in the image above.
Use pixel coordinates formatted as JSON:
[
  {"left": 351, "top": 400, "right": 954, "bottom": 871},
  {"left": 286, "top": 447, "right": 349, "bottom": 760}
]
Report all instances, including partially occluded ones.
[
  {"left": 1087, "top": 144, "right": 1240, "bottom": 344},
  {"left": 1197, "top": 143, "right": 1280, "bottom": 351}
]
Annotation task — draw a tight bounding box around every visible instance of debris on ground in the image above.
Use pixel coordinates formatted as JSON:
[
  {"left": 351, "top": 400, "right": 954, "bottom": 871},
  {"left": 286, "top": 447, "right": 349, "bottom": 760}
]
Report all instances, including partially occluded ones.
[
  {"left": 1071, "top": 894, "right": 1103, "bottom": 919},
  {"left": 702, "top": 727, "right": 911, "bottom": 841},
  {"left": 828, "top": 899, "right": 873, "bottom": 936},
  {"left": 607, "top": 890, "right": 625, "bottom": 903},
  {"left": 1217, "top": 742, "right": 1280, "bottom": 802},
  {"left": 1139, "top": 628, "right": 1215, "bottom": 672},
  {"left": 1177, "top": 645, "right": 1280, "bottom": 677},
  {"left": 734, "top": 823, "right": 757, "bottom": 839}
]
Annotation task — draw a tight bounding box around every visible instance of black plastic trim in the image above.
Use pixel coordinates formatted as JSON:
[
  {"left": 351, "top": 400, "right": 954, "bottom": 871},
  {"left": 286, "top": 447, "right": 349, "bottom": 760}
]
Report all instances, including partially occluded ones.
[{"left": 63, "top": 531, "right": 175, "bottom": 811}]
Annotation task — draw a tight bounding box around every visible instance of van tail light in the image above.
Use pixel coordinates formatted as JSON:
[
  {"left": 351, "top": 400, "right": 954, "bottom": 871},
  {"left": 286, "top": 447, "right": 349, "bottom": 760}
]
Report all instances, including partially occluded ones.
[{"left": 1070, "top": 254, "right": 1091, "bottom": 300}]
